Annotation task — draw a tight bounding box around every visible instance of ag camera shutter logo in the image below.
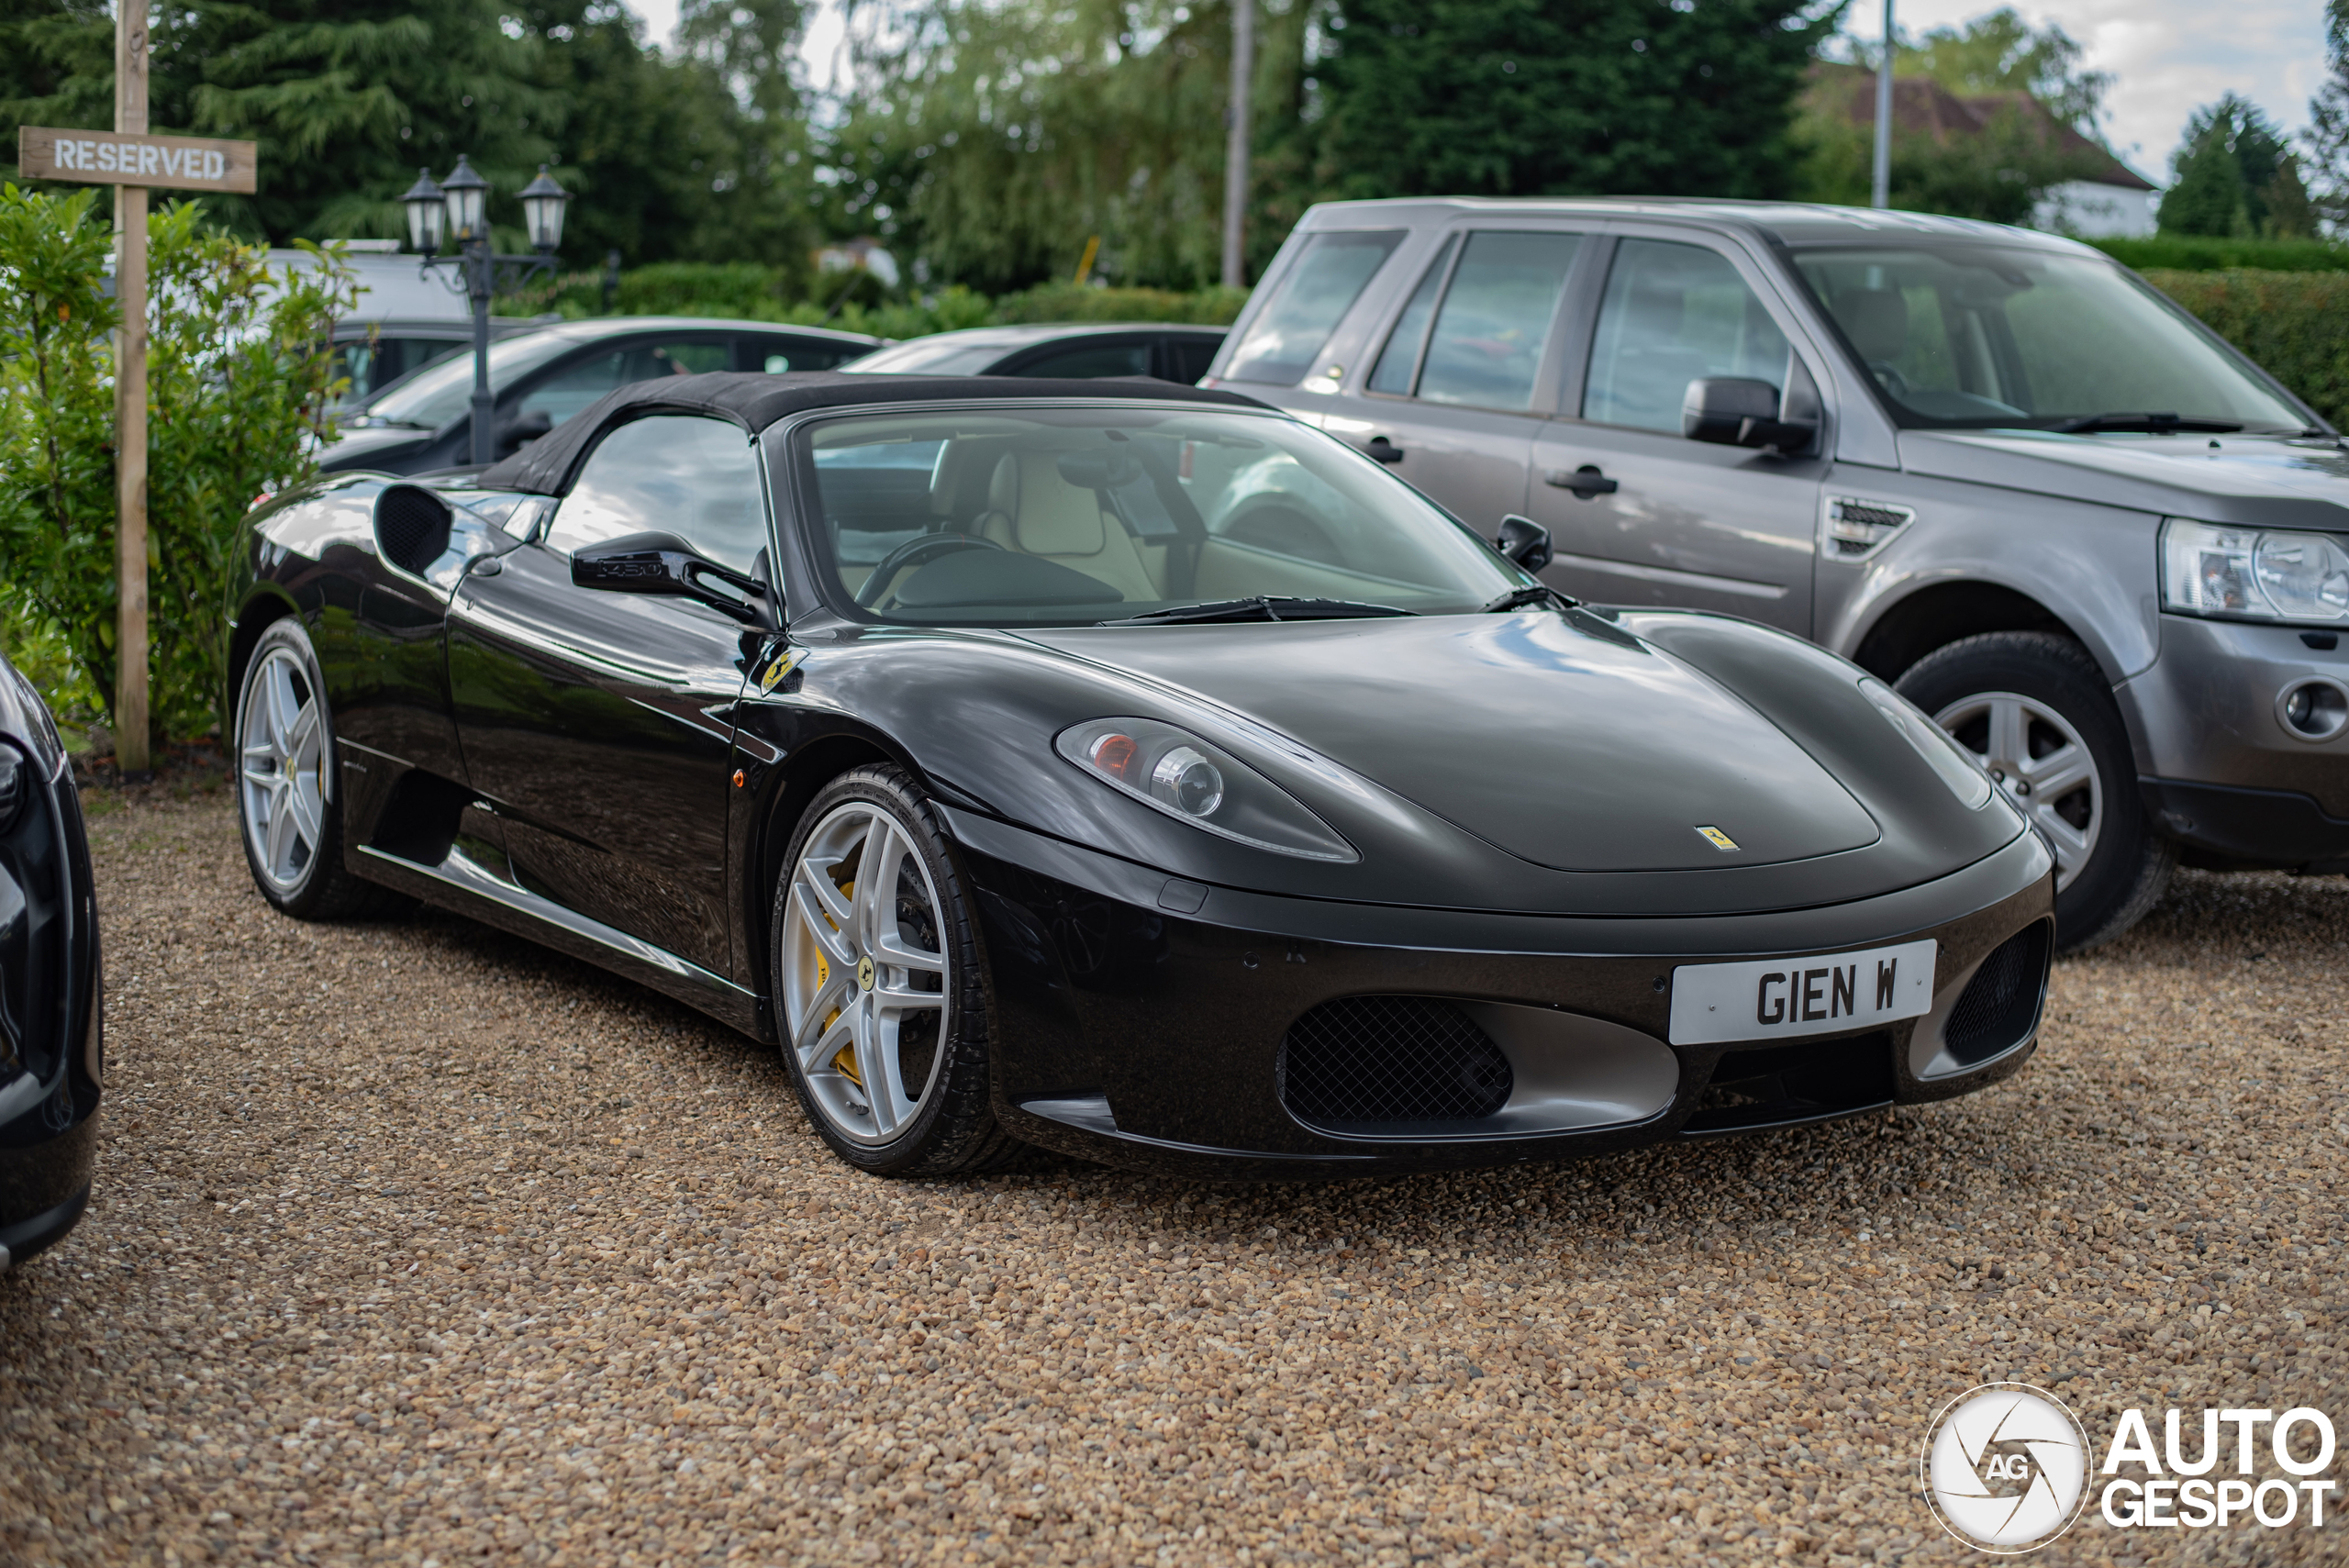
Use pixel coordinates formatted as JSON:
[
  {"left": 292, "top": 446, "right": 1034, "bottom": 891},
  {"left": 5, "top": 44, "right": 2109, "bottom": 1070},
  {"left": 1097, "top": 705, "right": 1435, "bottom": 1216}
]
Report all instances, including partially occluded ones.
[{"left": 1920, "top": 1384, "right": 2090, "bottom": 1552}]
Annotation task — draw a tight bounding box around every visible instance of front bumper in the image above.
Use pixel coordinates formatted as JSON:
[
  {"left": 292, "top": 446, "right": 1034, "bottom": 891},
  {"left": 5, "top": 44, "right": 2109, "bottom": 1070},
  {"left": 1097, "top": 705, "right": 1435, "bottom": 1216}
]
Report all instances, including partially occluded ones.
[
  {"left": 948, "top": 809, "right": 2056, "bottom": 1178},
  {"left": 2119, "top": 616, "right": 2349, "bottom": 866}
]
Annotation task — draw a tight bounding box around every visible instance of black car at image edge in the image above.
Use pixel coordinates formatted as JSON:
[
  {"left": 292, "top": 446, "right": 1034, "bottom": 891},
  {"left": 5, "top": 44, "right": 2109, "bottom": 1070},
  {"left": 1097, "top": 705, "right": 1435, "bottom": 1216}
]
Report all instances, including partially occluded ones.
[
  {"left": 225, "top": 372, "right": 2054, "bottom": 1179},
  {"left": 0, "top": 654, "right": 103, "bottom": 1265}
]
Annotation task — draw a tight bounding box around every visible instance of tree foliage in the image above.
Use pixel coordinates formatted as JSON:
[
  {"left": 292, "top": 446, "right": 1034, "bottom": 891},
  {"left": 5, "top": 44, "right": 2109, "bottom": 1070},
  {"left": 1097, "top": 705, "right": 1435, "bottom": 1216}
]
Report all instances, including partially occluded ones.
[
  {"left": 2304, "top": 0, "right": 2349, "bottom": 234},
  {"left": 1893, "top": 7, "right": 2107, "bottom": 130},
  {"left": 1312, "top": 0, "right": 1838, "bottom": 203},
  {"left": 0, "top": 184, "right": 354, "bottom": 739},
  {"left": 0, "top": 0, "right": 816, "bottom": 270},
  {"left": 2161, "top": 94, "right": 2314, "bottom": 239}
]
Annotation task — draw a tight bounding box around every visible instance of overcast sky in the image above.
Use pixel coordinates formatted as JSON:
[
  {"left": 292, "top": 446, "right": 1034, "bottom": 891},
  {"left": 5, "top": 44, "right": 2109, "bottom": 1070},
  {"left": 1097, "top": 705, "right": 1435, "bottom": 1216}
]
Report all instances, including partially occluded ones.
[{"left": 622, "top": 0, "right": 2329, "bottom": 183}]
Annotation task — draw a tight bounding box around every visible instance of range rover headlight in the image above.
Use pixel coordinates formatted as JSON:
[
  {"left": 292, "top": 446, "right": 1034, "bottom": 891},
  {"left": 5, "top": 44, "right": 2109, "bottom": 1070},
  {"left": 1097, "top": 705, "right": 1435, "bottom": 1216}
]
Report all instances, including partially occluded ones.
[
  {"left": 1859, "top": 678, "right": 1994, "bottom": 809},
  {"left": 2162, "top": 517, "right": 2349, "bottom": 624},
  {"left": 1057, "top": 717, "right": 1357, "bottom": 862}
]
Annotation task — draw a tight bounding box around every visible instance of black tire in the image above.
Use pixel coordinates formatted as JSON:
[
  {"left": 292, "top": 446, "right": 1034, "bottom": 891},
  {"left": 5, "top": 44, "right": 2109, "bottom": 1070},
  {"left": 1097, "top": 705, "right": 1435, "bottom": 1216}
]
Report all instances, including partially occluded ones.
[
  {"left": 1897, "top": 631, "right": 2174, "bottom": 953},
  {"left": 232, "top": 618, "right": 406, "bottom": 921},
  {"left": 769, "top": 764, "right": 1023, "bottom": 1176}
]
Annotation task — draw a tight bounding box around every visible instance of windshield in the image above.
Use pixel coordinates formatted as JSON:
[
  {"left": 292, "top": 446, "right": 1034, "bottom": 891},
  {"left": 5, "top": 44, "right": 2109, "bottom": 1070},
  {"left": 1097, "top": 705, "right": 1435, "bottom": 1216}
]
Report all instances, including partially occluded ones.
[
  {"left": 361, "top": 329, "right": 584, "bottom": 428},
  {"left": 799, "top": 406, "right": 1523, "bottom": 626},
  {"left": 1793, "top": 247, "right": 2305, "bottom": 431},
  {"left": 841, "top": 339, "right": 1015, "bottom": 375}
]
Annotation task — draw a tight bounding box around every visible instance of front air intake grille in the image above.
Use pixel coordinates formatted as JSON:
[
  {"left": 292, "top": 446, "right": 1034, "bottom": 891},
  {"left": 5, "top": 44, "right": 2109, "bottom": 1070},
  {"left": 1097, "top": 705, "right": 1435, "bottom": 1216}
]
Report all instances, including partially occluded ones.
[
  {"left": 1280, "top": 996, "right": 1513, "bottom": 1134},
  {"left": 1943, "top": 920, "right": 2053, "bottom": 1066}
]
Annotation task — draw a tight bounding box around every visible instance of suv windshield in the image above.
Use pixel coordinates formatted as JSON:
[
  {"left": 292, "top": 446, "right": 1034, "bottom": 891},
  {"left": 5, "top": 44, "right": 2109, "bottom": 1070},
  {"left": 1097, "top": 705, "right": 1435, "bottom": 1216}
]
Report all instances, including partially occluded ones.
[
  {"left": 1794, "top": 247, "right": 2305, "bottom": 431},
  {"left": 361, "top": 330, "right": 584, "bottom": 428},
  {"left": 799, "top": 406, "right": 1521, "bottom": 626}
]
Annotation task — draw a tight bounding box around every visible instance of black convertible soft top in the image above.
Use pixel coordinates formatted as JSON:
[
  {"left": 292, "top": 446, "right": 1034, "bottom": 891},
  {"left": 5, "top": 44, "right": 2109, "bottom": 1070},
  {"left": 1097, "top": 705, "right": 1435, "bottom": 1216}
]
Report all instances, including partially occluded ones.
[{"left": 476, "top": 371, "right": 1266, "bottom": 496}]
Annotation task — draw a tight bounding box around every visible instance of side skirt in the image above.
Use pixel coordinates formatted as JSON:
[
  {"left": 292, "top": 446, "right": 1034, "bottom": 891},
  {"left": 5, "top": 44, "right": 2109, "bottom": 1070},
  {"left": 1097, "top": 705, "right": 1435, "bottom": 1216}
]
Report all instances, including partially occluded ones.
[{"left": 354, "top": 843, "right": 769, "bottom": 1040}]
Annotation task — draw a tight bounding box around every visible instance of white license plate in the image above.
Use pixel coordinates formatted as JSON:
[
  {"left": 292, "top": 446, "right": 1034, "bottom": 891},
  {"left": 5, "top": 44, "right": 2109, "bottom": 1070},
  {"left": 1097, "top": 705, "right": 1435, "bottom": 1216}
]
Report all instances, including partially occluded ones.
[{"left": 1668, "top": 940, "right": 1937, "bottom": 1046}]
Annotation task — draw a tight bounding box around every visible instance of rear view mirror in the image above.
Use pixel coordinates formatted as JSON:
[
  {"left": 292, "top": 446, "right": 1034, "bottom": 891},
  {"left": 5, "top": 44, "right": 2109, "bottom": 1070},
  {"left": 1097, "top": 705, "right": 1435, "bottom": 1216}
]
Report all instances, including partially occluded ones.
[
  {"left": 1495, "top": 515, "right": 1553, "bottom": 573},
  {"left": 572, "top": 531, "right": 771, "bottom": 625},
  {"left": 1683, "top": 358, "right": 1820, "bottom": 454}
]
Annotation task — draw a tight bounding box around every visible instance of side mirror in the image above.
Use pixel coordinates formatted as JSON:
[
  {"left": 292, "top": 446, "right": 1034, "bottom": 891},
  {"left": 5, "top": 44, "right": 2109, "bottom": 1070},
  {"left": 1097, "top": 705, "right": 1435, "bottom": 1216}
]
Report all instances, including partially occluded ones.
[
  {"left": 1682, "top": 363, "right": 1820, "bottom": 454},
  {"left": 1495, "top": 514, "right": 1553, "bottom": 573},
  {"left": 572, "top": 531, "right": 771, "bottom": 625}
]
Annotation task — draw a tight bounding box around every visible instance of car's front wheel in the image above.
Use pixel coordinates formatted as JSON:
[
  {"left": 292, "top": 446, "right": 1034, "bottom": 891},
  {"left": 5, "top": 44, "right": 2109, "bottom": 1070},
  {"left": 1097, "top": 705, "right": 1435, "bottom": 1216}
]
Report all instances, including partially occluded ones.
[
  {"left": 772, "top": 766, "right": 1022, "bottom": 1175},
  {"left": 233, "top": 618, "right": 401, "bottom": 920},
  {"left": 1897, "top": 631, "right": 2174, "bottom": 953}
]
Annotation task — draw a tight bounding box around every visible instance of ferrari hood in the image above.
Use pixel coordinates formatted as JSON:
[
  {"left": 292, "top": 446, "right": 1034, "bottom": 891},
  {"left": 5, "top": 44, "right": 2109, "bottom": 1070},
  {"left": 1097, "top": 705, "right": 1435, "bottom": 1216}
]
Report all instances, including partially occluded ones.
[
  {"left": 1018, "top": 612, "right": 1881, "bottom": 873},
  {"left": 1898, "top": 429, "right": 2349, "bottom": 530}
]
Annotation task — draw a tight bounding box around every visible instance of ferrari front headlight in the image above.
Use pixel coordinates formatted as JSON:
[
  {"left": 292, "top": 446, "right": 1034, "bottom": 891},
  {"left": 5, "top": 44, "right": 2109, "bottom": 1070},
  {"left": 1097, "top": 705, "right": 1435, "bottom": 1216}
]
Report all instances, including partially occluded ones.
[
  {"left": 1057, "top": 717, "right": 1357, "bottom": 862},
  {"left": 2162, "top": 517, "right": 2349, "bottom": 624}
]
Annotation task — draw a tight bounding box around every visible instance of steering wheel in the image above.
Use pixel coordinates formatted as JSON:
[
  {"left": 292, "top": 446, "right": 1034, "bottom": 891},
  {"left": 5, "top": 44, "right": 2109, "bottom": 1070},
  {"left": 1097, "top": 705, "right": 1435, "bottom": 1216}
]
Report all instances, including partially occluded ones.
[
  {"left": 1866, "top": 361, "right": 1910, "bottom": 399},
  {"left": 854, "top": 533, "right": 1003, "bottom": 607}
]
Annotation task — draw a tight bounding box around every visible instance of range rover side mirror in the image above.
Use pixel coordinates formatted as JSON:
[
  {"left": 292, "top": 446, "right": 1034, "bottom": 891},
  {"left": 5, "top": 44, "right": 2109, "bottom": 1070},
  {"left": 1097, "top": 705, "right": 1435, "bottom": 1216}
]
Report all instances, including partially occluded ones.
[
  {"left": 572, "top": 530, "right": 771, "bottom": 626},
  {"left": 1495, "top": 514, "right": 1553, "bottom": 573},
  {"left": 1683, "top": 360, "right": 1820, "bottom": 454}
]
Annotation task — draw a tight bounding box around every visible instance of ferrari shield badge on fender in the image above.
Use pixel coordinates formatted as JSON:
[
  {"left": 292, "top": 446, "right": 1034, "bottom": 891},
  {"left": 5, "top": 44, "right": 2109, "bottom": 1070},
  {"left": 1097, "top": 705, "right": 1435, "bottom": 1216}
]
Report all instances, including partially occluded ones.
[
  {"left": 759, "top": 649, "right": 799, "bottom": 693},
  {"left": 1695, "top": 825, "right": 1739, "bottom": 851}
]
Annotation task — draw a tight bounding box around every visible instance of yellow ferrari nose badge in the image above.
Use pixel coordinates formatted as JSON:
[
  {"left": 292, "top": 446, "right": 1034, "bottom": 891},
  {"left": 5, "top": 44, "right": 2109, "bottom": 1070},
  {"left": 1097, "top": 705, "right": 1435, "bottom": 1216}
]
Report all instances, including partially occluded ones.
[
  {"left": 856, "top": 955, "right": 875, "bottom": 990},
  {"left": 1695, "top": 825, "right": 1740, "bottom": 851}
]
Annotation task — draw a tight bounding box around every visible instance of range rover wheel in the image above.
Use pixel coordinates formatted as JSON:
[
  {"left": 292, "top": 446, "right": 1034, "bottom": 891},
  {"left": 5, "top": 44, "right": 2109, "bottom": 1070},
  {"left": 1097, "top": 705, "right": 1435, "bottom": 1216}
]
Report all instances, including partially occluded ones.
[
  {"left": 1898, "top": 631, "right": 2174, "bottom": 953},
  {"left": 233, "top": 619, "right": 403, "bottom": 920},
  {"left": 773, "top": 766, "right": 1022, "bottom": 1176}
]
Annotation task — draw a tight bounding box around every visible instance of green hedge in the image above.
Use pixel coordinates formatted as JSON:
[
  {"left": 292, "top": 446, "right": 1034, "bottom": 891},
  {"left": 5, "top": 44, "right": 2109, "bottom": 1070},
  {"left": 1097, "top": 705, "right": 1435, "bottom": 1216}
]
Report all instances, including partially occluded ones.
[
  {"left": 2090, "top": 236, "right": 2349, "bottom": 273},
  {"left": 2144, "top": 269, "right": 2349, "bottom": 432},
  {"left": 501, "top": 265, "right": 1249, "bottom": 338}
]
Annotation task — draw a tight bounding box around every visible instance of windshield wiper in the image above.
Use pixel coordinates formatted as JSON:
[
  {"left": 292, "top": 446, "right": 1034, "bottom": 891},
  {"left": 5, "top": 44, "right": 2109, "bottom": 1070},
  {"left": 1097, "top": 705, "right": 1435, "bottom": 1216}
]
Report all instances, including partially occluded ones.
[
  {"left": 1100, "top": 595, "right": 1417, "bottom": 626},
  {"left": 2049, "top": 412, "right": 2244, "bottom": 435},
  {"left": 1479, "top": 584, "right": 1576, "bottom": 614}
]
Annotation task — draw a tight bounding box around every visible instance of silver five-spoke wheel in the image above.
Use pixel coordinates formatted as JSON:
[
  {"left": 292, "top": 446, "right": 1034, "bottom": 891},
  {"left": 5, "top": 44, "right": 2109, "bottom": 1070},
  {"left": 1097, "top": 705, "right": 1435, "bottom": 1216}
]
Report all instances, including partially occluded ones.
[
  {"left": 238, "top": 644, "right": 328, "bottom": 893},
  {"left": 782, "top": 802, "right": 951, "bottom": 1146},
  {"left": 1933, "top": 690, "right": 2100, "bottom": 891}
]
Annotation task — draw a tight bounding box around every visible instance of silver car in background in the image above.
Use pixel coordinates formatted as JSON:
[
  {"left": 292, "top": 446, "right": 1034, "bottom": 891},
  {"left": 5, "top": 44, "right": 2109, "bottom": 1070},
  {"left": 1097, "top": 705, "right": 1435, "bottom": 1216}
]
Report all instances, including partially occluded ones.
[{"left": 1206, "top": 198, "right": 2349, "bottom": 950}]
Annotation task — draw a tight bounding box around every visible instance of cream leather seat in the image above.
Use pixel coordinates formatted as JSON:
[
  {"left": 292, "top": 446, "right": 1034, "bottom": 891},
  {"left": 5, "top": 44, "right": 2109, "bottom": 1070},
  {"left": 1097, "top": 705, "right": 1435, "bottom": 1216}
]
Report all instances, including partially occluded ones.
[{"left": 972, "top": 450, "right": 1163, "bottom": 605}]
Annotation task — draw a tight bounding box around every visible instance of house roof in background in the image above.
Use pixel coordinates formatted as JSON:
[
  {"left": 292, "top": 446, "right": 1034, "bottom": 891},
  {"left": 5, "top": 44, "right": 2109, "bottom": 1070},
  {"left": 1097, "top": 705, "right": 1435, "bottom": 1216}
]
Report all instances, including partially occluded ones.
[{"left": 1809, "top": 63, "right": 2157, "bottom": 193}]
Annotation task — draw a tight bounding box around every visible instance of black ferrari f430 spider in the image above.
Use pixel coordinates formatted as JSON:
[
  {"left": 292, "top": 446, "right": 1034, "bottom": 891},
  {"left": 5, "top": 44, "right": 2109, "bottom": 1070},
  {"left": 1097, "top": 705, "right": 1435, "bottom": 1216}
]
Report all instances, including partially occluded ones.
[{"left": 227, "top": 373, "right": 2054, "bottom": 1178}]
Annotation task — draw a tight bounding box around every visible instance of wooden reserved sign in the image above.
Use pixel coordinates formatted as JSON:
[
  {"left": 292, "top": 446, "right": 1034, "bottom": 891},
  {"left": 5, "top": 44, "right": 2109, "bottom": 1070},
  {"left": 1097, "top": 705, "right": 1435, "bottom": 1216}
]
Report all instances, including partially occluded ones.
[{"left": 17, "top": 126, "right": 258, "bottom": 194}]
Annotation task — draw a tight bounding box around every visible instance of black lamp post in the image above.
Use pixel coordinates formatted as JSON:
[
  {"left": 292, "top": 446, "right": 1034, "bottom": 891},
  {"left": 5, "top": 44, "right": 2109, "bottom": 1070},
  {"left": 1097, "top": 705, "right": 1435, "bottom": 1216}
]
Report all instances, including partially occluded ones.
[{"left": 401, "top": 156, "right": 571, "bottom": 465}]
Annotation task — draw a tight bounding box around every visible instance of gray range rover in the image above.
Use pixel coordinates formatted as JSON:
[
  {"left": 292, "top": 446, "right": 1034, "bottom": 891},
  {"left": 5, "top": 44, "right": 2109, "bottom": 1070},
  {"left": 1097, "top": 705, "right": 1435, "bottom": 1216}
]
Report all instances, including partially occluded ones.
[{"left": 1204, "top": 198, "right": 2348, "bottom": 950}]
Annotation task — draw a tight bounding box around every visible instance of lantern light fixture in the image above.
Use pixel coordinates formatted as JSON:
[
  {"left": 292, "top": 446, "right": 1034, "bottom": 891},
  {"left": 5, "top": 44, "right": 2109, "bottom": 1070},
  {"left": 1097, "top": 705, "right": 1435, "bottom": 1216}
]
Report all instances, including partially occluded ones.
[
  {"left": 516, "top": 165, "right": 572, "bottom": 254},
  {"left": 438, "top": 154, "right": 491, "bottom": 242},
  {"left": 399, "top": 167, "right": 446, "bottom": 253}
]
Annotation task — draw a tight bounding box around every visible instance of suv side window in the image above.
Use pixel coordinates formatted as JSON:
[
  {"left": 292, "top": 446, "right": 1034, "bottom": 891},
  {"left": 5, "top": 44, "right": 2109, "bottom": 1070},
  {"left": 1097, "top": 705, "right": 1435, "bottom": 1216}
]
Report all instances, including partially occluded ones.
[
  {"left": 545, "top": 415, "right": 769, "bottom": 577},
  {"left": 1220, "top": 230, "right": 1404, "bottom": 384},
  {"left": 518, "top": 339, "right": 732, "bottom": 428},
  {"left": 1583, "top": 239, "right": 1790, "bottom": 432},
  {"left": 1367, "top": 231, "right": 1583, "bottom": 411}
]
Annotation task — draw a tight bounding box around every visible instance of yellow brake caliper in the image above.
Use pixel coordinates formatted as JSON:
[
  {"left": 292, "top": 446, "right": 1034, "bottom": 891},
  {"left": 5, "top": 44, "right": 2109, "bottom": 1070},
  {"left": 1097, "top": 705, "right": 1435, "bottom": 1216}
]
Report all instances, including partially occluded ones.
[{"left": 822, "top": 878, "right": 859, "bottom": 1085}]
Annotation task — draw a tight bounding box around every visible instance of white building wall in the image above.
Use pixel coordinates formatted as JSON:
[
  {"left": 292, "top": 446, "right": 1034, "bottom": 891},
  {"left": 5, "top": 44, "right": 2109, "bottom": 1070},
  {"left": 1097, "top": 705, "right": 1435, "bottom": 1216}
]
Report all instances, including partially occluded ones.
[{"left": 2031, "top": 180, "right": 2162, "bottom": 239}]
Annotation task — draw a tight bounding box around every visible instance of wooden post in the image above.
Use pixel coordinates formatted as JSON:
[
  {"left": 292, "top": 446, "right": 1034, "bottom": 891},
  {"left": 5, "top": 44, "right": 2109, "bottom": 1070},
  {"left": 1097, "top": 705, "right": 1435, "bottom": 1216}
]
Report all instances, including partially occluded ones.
[
  {"left": 1221, "top": 0, "right": 1252, "bottom": 289},
  {"left": 114, "top": 3, "right": 151, "bottom": 775}
]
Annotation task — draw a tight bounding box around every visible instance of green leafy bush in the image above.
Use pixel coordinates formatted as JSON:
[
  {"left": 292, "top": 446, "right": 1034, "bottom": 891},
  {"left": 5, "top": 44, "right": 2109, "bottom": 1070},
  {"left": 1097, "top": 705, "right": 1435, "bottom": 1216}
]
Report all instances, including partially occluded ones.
[
  {"left": 0, "top": 184, "right": 354, "bottom": 741},
  {"left": 2144, "top": 269, "right": 2349, "bottom": 431},
  {"left": 2092, "top": 236, "right": 2349, "bottom": 272}
]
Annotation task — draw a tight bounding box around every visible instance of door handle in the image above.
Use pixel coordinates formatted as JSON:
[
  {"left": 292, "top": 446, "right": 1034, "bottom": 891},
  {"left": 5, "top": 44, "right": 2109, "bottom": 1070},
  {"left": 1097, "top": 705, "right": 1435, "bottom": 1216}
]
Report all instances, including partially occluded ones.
[
  {"left": 1366, "top": 436, "right": 1405, "bottom": 463},
  {"left": 1545, "top": 464, "right": 1619, "bottom": 499}
]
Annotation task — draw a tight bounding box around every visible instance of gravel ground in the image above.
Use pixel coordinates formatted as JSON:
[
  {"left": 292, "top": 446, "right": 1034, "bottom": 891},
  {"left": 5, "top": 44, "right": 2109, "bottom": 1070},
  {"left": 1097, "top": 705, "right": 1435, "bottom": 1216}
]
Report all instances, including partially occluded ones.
[{"left": 1, "top": 794, "right": 2343, "bottom": 1566}]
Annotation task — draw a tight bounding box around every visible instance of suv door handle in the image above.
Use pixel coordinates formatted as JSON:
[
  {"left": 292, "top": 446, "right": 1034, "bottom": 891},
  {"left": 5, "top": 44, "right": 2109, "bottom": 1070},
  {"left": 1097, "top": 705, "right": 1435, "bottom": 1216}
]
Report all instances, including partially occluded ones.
[
  {"left": 1366, "top": 437, "right": 1405, "bottom": 463},
  {"left": 1546, "top": 464, "right": 1619, "bottom": 499}
]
